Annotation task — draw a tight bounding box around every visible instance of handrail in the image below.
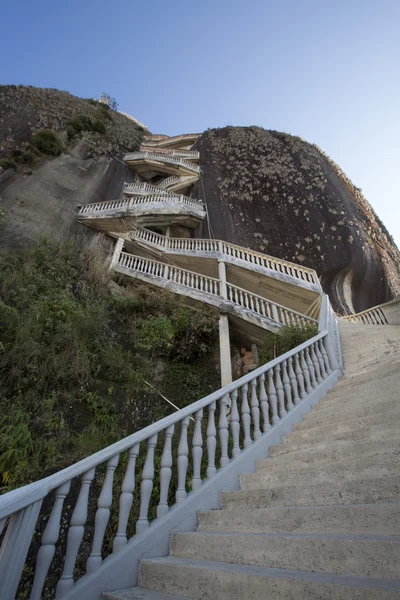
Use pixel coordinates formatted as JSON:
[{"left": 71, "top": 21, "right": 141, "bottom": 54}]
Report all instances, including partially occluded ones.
[
  {"left": 116, "top": 252, "right": 317, "bottom": 327},
  {"left": 78, "top": 196, "right": 206, "bottom": 216},
  {"left": 130, "top": 227, "right": 320, "bottom": 287},
  {"left": 0, "top": 330, "right": 328, "bottom": 520},
  {"left": 139, "top": 147, "right": 199, "bottom": 158},
  {"left": 341, "top": 299, "right": 400, "bottom": 325},
  {"left": 123, "top": 151, "right": 200, "bottom": 173}
]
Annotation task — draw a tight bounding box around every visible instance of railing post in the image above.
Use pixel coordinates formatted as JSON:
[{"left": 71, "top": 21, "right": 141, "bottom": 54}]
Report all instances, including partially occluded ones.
[
  {"left": 271, "top": 303, "right": 279, "bottom": 323},
  {"left": 0, "top": 500, "right": 43, "bottom": 600},
  {"left": 109, "top": 237, "right": 124, "bottom": 271}
]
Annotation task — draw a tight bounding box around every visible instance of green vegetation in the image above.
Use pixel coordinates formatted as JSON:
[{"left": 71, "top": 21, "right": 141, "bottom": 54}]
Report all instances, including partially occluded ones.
[
  {"left": 30, "top": 130, "right": 64, "bottom": 156},
  {"left": 0, "top": 157, "right": 18, "bottom": 170},
  {"left": 67, "top": 113, "right": 108, "bottom": 138},
  {"left": 0, "top": 239, "right": 219, "bottom": 490},
  {"left": 258, "top": 322, "right": 318, "bottom": 364}
]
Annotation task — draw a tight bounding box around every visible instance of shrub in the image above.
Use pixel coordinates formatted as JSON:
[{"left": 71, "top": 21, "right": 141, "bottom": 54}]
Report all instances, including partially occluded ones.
[
  {"left": 91, "top": 119, "right": 106, "bottom": 134},
  {"left": 0, "top": 157, "right": 18, "bottom": 170},
  {"left": 30, "top": 131, "right": 63, "bottom": 156},
  {"left": 258, "top": 322, "right": 318, "bottom": 364}
]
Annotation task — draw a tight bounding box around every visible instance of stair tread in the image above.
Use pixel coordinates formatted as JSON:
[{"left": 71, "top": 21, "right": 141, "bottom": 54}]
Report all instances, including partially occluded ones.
[
  {"left": 181, "top": 530, "right": 400, "bottom": 542},
  {"left": 141, "top": 557, "right": 400, "bottom": 591},
  {"left": 103, "top": 589, "right": 190, "bottom": 600}
]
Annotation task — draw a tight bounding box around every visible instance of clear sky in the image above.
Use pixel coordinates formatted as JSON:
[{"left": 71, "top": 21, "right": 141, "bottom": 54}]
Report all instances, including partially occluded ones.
[{"left": 2, "top": 0, "right": 399, "bottom": 245}]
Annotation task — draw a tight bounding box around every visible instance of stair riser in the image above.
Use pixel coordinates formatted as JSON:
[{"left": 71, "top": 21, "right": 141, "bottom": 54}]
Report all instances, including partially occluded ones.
[
  {"left": 197, "top": 504, "right": 400, "bottom": 536},
  {"left": 269, "top": 425, "right": 399, "bottom": 456},
  {"left": 139, "top": 561, "right": 400, "bottom": 600},
  {"left": 171, "top": 533, "right": 400, "bottom": 579},
  {"left": 241, "top": 463, "right": 399, "bottom": 489},
  {"left": 221, "top": 480, "right": 400, "bottom": 509},
  {"left": 260, "top": 441, "right": 400, "bottom": 468}
]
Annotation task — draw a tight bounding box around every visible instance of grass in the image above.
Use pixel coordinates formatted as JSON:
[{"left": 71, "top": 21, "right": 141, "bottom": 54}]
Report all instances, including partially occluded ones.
[{"left": 0, "top": 157, "right": 18, "bottom": 170}]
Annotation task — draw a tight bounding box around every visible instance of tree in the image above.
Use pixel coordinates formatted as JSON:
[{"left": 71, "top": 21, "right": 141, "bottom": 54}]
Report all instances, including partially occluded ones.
[{"left": 99, "top": 92, "right": 118, "bottom": 111}]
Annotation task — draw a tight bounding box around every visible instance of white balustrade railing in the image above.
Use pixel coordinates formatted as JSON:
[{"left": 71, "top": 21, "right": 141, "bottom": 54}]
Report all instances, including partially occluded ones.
[
  {"left": 157, "top": 176, "right": 182, "bottom": 189},
  {"left": 130, "top": 227, "right": 320, "bottom": 288},
  {"left": 0, "top": 295, "right": 339, "bottom": 600},
  {"left": 123, "top": 151, "right": 200, "bottom": 173},
  {"left": 116, "top": 251, "right": 316, "bottom": 328},
  {"left": 139, "top": 147, "right": 199, "bottom": 159},
  {"left": 124, "top": 182, "right": 171, "bottom": 196},
  {"left": 117, "top": 252, "right": 220, "bottom": 297},
  {"left": 227, "top": 283, "right": 317, "bottom": 327},
  {"left": 343, "top": 306, "right": 388, "bottom": 325},
  {"left": 78, "top": 196, "right": 205, "bottom": 217}
]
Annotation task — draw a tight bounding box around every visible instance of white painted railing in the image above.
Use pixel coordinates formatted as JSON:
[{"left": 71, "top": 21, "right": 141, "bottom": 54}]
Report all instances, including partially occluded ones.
[
  {"left": 116, "top": 252, "right": 317, "bottom": 328},
  {"left": 124, "top": 182, "right": 172, "bottom": 196},
  {"left": 227, "top": 283, "right": 317, "bottom": 327},
  {"left": 343, "top": 306, "right": 388, "bottom": 325},
  {"left": 139, "top": 147, "right": 199, "bottom": 158},
  {"left": 118, "top": 252, "right": 220, "bottom": 298},
  {"left": 0, "top": 296, "right": 339, "bottom": 600},
  {"left": 123, "top": 152, "right": 200, "bottom": 174},
  {"left": 78, "top": 196, "right": 205, "bottom": 217},
  {"left": 157, "top": 176, "right": 182, "bottom": 189},
  {"left": 131, "top": 227, "right": 320, "bottom": 288}
]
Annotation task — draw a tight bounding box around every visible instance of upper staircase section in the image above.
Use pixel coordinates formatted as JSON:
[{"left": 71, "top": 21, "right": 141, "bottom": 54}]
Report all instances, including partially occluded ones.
[{"left": 77, "top": 133, "right": 205, "bottom": 231}]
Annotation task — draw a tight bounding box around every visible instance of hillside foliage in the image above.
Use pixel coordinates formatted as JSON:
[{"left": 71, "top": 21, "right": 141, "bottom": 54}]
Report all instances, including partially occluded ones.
[{"left": 0, "top": 239, "right": 219, "bottom": 490}]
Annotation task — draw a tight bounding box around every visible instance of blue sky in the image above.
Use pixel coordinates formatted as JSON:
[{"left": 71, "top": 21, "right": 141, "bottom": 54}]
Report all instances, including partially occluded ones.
[{"left": 2, "top": 0, "right": 400, "bottom": 245}]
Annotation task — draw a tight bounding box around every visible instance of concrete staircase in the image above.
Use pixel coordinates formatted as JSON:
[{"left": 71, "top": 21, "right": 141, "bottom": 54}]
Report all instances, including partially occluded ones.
[{"left": 105, "top": 322, "right": 400, "bottom": 599}]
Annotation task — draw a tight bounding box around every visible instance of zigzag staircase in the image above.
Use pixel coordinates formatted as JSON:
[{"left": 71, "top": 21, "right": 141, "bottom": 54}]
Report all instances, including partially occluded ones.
[{"left": 1, "top": 133, "right": 399, "bottom": 600}]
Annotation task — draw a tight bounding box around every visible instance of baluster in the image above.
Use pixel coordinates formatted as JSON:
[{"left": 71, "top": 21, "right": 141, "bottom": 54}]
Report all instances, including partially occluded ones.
[
  {"left": 240, "top": 383, "right": 252, "bottom": 448},
  {"left": 56, "top": 469, "right": 95, "bottom": 596},
  {"left": 314, "top": 341, "right": 327, "bottom": 378},
  {"left": 136, "top": 434, "right": 158, "bottom": 534},
  {"left": 86, "top": 455, "right": 119, "bottom": 573},
  {"left": 250, "top": 379, "right": 262, "bottom": 440},
  {"left": 319, "top": 339, "right": 332, "bottom": 374},
  {"left": 176, "top": 417, "right": 190, "bottom": 503},
  {"left": 258, "top": 373, "right": 271, "bottom": 431},
  {"left": 288, "top": 356, "right": 301, "bottom": 405},
  {"left": 191, "top": 409, "right": 203, "bottom": 491},
  {"left": 230, "top": 389, "right": 241, "bottom": 457},
  {"left": 249, "top": 294, "right": 255, "bottom": 312},
  {"left": 267, "top": 368, "right": 279, "bottom": 425},
  {"left": 219, "top": 394, "right": 230, "bottom": 467},
  {"left": 30, "top": 481, "right": 71, "bottom": 600},
  {"left": 275, "top": 364, "right": 287, "bottom": 418},
  {"left": 305, "top": 347, "right": 318, "bottom": 388},
  {"left": 310, "top": 344, "right": 323, "bottom": 384},
  {"left": 282, "top": 360, "right": 295, "bottom": 411},
  {"left": 206, "top": 402, "right": 217, "bottom": 477},
  {"left": 157, "top": 426, "right": 174, "bottom": 518},
  {"left": 112, "top": 444, "right": 140, "bottom": 553},
  {"left": 300, "top": 350, "right": 313, "bottom": 394}
]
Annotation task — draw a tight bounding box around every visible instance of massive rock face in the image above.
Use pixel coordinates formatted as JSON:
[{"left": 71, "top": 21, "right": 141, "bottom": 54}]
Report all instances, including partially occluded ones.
[{"left": 192, "top": 127, "right": 400, "bottom": 313}]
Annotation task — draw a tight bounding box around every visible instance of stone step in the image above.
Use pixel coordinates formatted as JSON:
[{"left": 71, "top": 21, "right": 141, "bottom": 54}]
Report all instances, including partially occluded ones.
[
  {"left": 261, "top": 438, "right": 400, "bottom": 467},
  {"left": 316, "top": 379, "right": 398, "bottom": 409},
  {"left": 241, "top": 456, "right": 399, "bottom": 489},
  {"left": 103, "top": 589, "right": 190, "bottom": 600},
  {"left": 221, "top": 476, "right": 400, "bottom": 509},
  {"left": 269, "top": 421, "right": 399, "bottom": 456},
  {"left": 197, "top": 503, "right": 400, "bottom": 536},
  {"left": 139, "top": 557, "right": 400, "bottom": 599},
  {"left": 292, "top": 406, "right": 400, "bottom": 436},
  {"left": 170, "top": 531, "right": 400, "bottom": 580},
  {"left": 294, "top": 401, "right": 400, "bottom": 430}
]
